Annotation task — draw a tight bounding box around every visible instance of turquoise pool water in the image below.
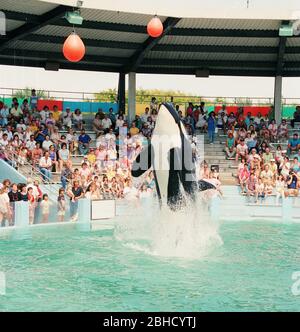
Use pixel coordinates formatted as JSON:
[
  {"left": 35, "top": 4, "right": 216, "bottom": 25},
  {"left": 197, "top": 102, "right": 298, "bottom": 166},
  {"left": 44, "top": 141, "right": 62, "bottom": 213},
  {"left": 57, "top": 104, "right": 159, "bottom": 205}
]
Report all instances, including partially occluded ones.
[{"left": 0, "top": 220, "right": 299, "bottom": 312}]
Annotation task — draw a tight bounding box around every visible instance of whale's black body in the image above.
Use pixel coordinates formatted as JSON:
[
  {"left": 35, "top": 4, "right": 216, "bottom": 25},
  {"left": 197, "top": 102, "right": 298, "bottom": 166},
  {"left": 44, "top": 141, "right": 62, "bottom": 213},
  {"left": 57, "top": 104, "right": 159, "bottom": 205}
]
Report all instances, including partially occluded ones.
[{"left": 132, "top": 103, "right": 216, "bottom": 209}]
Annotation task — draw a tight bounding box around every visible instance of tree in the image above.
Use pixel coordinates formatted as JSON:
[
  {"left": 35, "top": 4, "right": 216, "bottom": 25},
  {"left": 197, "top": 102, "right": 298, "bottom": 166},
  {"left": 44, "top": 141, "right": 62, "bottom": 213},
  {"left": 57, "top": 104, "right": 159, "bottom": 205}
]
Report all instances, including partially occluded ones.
[{"left": 13, "top": 87, "right": 47, "bottom": 99}]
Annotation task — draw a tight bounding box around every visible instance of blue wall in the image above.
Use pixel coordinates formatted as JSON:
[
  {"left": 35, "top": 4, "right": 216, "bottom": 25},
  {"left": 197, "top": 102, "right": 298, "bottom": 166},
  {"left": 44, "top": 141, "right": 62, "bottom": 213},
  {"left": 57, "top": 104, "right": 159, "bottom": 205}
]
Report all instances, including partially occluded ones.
[{"left": 63, "top": 102, "right": 119, "bottom": 113}]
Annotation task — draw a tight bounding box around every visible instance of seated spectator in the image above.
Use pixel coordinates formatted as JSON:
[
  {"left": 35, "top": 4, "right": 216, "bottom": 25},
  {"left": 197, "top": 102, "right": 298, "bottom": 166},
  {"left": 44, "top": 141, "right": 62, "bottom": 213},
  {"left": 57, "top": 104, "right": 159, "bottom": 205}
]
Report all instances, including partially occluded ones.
[
  {"left": 66, "top": 128, "right": 76, "bottom": 154},
  {"left": 262, "top": 147, "right": 273, "bottom": 166},
  {"left": 277, "top": 119, "right": 288, "bottom": 140},
  {"left": 279, "top": 156, "right": 291, "bottom": 180},
  {"left": 291, "top": 156, "right": 300, "bottom": 175},
  {"left": 40, "top": 106, "right": 50, "bottom": 125},
  {"left": 42, "top": 135, "right": 54, "bottom": 151},
  {"left": 72, "top": 109, "right": 84, "bottom": 130},
  {"left": 49, "top": 144, "right": 58, "bottom": 172},
  {"left": 129, "top": 122, "right": 140, "bottom": 136},
  {"left": 10, "top": 102, "right": 23, "bottom": 122},
  {"left": 196, "top": 110, "right": 207, "bottom": 132},
  {"left": 93, "top": 114, "right": 104, "bottom": 137},
  {"left": 78, "top": 129, "right": 91, "bottom": 156},
  {"left": 225, "top": 132, "right": 236, "bottom": 159},
  {"left": 102, "top": 114, "right": 112, "bottom": 134},
  {"left": 0, "top": 104, "right": 9, "bottom": 127},
  {"left": 288, "top": 133, "right": 300, "bottom": 156},
  {"left": 269, "top": 159, "right": 278, "bottom": 181},
  {"left": 291, "top": 105, "right": 300, "bottom": 128},
  {"left": 275, "top": 145, "right": 284, "bottom": 165},
  {"left": 227, "top": 112, "right": 237, "bottom": 129},
  {"left": 58, "top": 143, "right": 71, "bottom": 172},
  {"left": 60, "top": 107, "right": 72, "bottom": 129},
  {"left": 260, "top": 164, "right": 274, "bottom": 185},
  {"left": 51, "top": 105, "right": 61, "bottom": 128},
  {"left": 245, "top": 132, "right": 257, "bottom": 151},
  {"left": 236, "top": 139, "right": 248, "bottom": 161},
  {"left": 31, "top": 142, "right": 43, "bottom": 166},
  {"left": 39, "top": 151, "right": 53, "bottom": 182},
  {"left": 87, "top": 149, "right": 97, "bottom": 167},
  {"left": 141, "top": 123, "right": 152, "bottom": 138},
  {"left": 259, "top": 124, "right": 271, "bottom": 141},
  {"left": 268, "top": 119, "right": 278, "bottom": 141},
  {"left": 285, "top": 171, "right": 299, "bottom": 197}
]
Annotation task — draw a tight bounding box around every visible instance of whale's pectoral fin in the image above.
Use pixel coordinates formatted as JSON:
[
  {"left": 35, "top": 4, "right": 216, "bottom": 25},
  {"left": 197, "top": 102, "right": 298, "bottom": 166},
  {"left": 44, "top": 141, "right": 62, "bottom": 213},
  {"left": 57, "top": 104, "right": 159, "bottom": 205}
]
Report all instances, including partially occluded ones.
[
  {"left": 198, "top": 180, "right": 216, "bottom": 191},
  {"left": 131, "top": 144, "right": 153, "bottom": 178}
]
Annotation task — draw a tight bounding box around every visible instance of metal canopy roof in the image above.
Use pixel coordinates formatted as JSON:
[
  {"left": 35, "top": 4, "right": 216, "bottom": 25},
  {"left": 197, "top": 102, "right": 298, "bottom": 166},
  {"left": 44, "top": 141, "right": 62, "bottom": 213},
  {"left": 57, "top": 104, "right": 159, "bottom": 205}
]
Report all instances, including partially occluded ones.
[{"left": 1, "top": 0, "right": 300, "bottom": 77}]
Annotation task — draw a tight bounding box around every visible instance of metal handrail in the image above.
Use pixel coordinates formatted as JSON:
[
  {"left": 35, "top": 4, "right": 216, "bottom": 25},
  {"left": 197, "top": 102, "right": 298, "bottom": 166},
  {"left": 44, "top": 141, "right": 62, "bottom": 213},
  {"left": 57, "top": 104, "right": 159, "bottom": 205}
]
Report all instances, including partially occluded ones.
[
  {"left": 1, "top": 86, "right": 300, "bottom": 106},
  {"left": 7, "top": 149, "right": 59, "bottom": 203}
]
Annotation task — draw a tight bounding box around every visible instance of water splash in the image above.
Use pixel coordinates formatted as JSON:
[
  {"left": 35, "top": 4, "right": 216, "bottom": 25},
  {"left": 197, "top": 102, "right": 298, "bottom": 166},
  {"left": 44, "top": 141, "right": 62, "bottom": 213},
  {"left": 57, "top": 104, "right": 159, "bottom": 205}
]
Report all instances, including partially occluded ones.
[{"left": 114, "top": 195, "right": 223, "bottom": 259}]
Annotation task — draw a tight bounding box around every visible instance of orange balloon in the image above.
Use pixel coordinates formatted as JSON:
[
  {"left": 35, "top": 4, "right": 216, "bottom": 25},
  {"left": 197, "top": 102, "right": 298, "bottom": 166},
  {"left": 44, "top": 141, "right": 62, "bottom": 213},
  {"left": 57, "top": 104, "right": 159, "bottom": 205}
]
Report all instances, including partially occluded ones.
[
  {"left": 147, "top": 16, "right": 163, "bottom": 38},
  {"left": 63, "top": 33, "right": 85, "bottom": 62}
]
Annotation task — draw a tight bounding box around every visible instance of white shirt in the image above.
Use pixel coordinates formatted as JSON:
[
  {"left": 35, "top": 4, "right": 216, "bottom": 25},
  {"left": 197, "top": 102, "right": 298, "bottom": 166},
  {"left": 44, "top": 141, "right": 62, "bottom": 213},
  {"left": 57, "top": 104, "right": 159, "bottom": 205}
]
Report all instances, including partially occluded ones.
[
  {"left": 39, "top": 156, "right": 52, "bottom": 168},
  {"left": 102, "top": 118, "right": 112, "bottom": 129},
  {"left": 0, "top": 138, "right": 9, "bottom": 147},
  {"left": 141, "top": 112, "right": 150, "bottom": 123},
  {"left": 42, "top": 140, "right": 54, "bottom": 151}
]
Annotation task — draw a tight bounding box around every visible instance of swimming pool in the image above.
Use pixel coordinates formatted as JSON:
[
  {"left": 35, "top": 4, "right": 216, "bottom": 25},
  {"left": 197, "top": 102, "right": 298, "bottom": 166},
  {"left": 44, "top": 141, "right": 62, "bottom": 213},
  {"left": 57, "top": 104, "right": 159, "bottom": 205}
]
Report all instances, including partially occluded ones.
[{"left": 0, "top": 214, "right": 299, "bottom": 312}]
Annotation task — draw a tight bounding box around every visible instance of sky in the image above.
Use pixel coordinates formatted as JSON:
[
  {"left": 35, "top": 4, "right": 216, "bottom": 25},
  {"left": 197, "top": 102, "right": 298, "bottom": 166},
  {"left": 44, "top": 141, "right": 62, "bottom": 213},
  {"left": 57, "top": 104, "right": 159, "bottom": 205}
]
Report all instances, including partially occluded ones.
[{"left": 1, "top": 65, "right": 300, "bottom": 100}]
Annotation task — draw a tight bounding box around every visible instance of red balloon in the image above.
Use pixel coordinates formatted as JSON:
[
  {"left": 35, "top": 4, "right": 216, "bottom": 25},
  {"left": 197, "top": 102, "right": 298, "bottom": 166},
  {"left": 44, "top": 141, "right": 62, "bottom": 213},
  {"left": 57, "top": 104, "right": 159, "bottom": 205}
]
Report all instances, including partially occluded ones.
[
  {"left": 63, "top": 33, "right": 85, "bottom": 62},
  {"left": 147, "top": 16, "right": 163, "bottom": 38}
]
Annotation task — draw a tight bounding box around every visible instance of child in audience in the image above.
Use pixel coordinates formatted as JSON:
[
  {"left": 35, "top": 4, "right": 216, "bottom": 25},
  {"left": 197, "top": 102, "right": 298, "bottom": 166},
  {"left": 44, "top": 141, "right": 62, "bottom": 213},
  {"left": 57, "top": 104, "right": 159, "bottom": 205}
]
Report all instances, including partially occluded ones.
[
  {"left": 40, "top": 194, "right": 52, "bottom": 223},
  {"left": 275, "top": 175, "right": 285, "bottom": 205},
  {"left": 57, "top": 188, "right": 66, "bottom": 222}
]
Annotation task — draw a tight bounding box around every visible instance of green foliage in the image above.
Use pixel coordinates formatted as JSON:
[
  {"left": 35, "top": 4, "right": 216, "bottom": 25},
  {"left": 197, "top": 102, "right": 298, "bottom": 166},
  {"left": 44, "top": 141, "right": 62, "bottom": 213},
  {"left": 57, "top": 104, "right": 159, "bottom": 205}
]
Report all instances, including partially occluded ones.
[
  {"left": 94, "top": 88, "right": 118, "bottom": 103},
  {"left": 13, "top": 87, "right": 47, "bottom": 99}
]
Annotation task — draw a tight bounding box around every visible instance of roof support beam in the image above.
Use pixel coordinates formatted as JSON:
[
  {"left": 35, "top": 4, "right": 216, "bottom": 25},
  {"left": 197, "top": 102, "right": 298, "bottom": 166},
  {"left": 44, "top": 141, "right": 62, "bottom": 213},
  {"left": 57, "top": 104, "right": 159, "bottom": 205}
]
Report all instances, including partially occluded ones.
[
  {"left": 3, "top": 56, "right": 300, "bottom": 76},
  {"left": 16, "top": 33, "right": 300, "bottom": 54},
  {"left": 3, "top": 50, "right": 300, "bottom": 69},
  {"left": 276, "top": 38, "right": 287, "bottom": 75},
  {"left": 275, "top": 21, "right": 289, "bottom": 75},
  {"left": 0, "top": 5, "right": 71, "bottom": 51},
  {"left": 123, "top": 17, "right": 181, "bottom": 73},
  {"left": 0, "top": 49, "right": 128, "bottom": 64}
]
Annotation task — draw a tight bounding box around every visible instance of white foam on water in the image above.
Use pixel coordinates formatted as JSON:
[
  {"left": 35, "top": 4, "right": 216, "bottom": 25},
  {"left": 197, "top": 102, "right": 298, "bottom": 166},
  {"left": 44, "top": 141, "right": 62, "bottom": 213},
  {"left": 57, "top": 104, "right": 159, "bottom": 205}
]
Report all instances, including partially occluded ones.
[{"left": 114, "top": 195, "right": 223, "bottom": 259}]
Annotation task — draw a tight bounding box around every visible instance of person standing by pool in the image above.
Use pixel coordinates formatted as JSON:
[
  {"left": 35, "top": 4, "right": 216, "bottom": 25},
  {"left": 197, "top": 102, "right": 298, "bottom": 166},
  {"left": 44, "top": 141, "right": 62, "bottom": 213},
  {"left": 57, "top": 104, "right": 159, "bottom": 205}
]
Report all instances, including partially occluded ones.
[
  {"left": 57, "top": 188, "right": 66, "bottom": 222},
  {"left": 27, "top": 187, "right": 36, "bottom": 225},
  {"left": 207, "top": 112, "right": 216, "bottom": 144},
  {"left": 0, "top": 186, "right": 11, "bottom": 227},
  {"left": 40, "top": 194, "right": 52, "bottom": 223},
  {"left": 67, "top": 180, "right": 84, "bottom": 222}
]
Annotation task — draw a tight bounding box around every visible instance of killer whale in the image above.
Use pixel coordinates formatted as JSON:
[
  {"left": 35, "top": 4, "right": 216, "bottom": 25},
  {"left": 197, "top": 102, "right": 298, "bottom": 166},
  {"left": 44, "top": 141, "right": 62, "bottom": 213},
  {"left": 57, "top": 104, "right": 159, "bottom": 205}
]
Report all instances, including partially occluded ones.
[{"left": 132, "top": 103, "right": 216, "bottom": 209}]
